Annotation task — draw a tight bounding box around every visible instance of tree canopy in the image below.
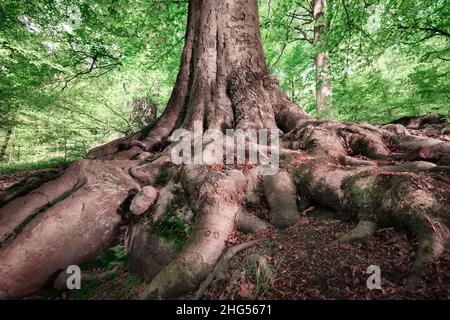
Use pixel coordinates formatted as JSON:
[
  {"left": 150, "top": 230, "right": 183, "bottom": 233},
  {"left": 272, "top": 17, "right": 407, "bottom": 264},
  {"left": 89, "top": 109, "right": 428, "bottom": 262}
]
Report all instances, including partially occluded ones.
[{"left": 0, "top": 0, "right": 448, "bottom": 170}]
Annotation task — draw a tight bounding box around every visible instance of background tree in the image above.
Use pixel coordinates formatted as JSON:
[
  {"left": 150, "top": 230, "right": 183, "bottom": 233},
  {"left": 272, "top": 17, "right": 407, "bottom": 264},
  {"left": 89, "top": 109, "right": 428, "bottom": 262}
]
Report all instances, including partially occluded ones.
[{"left": 313, "top": 0, "right": 332, "bottom": 118}]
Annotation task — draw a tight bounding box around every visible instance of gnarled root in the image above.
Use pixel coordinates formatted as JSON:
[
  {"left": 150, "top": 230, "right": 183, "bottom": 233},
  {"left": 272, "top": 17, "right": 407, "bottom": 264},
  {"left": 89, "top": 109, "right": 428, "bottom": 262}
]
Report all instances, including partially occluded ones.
[
  {"left": 152, "top": 179, "right": 177, "bottom": 223},
  {"left": 333, "top": 220, "right": 377, "bottom": 244},
  {"left": 194, "top": 240, "right": 259, "bottom": 300},
  {"left": 140, "top": 165, "right": 250, "bottom": 299},
  {"left": 388, "top": 113, "right": 447, "bottom": 133},
  {"left": 263, "top": 170, "right": 299, "bottom": 227},
  {"left": 0, "top": 160, "right": 139, "bottom": 299},
  {"left": 0, "top": 169, "right": 63, "bottom": 208},
  {"left": 236, "top": 208, "right": 270, "bottom": 233},
  {"left": 291, "top": 158, "right": 449, "bottom": 282}
]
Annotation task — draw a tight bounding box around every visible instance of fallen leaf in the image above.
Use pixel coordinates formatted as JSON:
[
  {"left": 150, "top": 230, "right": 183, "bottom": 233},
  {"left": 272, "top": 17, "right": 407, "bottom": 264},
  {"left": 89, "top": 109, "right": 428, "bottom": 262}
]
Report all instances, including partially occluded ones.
[{"left": 238, "top": 281, "right": 255, "bottom": 299}]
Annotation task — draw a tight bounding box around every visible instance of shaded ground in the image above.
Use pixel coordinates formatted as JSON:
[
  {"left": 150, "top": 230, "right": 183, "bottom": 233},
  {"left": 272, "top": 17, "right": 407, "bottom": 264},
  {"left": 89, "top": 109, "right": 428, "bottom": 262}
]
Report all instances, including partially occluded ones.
[
  {"left": 0, "top": 169, "right": 53, "bottom": 191},
  {"left": 23, "top": 207, "right": 449, "bottom": 300},
  {"left": 199, "top": 210, "right": 449, "bottom": 300}
]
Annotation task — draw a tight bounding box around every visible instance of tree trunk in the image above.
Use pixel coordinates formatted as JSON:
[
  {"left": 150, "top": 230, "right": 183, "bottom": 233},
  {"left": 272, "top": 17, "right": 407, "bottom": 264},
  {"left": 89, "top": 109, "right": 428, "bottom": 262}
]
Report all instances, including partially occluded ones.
[
  {"left": 313, "top": 0, "right": 332, "bottom": 118},
  {"left": 0, "top": 0, "right": 448, "bottom": 299},
  {"left": 0, "top": 128, "right": 12, "bottom": 162},
  {"left": 129, "top": 97, "right": 158, "bottom": 129}
]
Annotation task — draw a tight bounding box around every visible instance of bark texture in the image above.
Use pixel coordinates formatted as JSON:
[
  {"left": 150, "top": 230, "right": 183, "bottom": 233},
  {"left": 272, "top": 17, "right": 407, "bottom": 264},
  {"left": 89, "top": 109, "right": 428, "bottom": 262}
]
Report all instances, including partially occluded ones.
[
  {"left": 0, "top": 160, "right": 139, "bottom": 298},
  {"left": 313, "top": 0, "right": 332, "bottom": 118}
]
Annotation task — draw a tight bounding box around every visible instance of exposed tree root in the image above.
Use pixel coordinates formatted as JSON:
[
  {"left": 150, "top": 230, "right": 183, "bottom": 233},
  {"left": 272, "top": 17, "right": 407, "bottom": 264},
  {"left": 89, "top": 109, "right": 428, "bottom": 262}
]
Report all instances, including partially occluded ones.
[
  {"left": 0, "top": 160, "right": 139, "bottom": 299},
  {"left": 389, "top": 113, "right": 447, "bottom": 133},
  {"left": 263, "top": 170, "right": 299, "bottom": 227},
  {"left": 129, "top": 186, "right": 159, "bottom": 216},
  {"left": 0, "top": 169, "right": 64, "bottom": 208},
  {"left": 194, "top": 240, "right": 259, "bottom": 300},
  {"left": 152, "top": 180, "right": 176, "bottom": 223},
  {"left": 139, "top": 166, "right": 250, "bottom": 299},
  {"left": 290, "top": 158, "right": 449, "bottom": 283},
  {"left": 236, "top": 209, "right": 270, "bottom": 233},
  {"left": 129, "top": 152, "right": 173, "bottom": 185},
  {"left": 332, "top": 220, "right": 378, "bottom": 244}
]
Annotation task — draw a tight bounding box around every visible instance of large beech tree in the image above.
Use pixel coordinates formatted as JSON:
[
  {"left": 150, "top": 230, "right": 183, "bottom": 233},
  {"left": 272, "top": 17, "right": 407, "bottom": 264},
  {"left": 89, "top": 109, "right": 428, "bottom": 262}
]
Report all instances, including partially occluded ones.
[{"left": 0, "top": 0, "right": 449, "bottom": 299}]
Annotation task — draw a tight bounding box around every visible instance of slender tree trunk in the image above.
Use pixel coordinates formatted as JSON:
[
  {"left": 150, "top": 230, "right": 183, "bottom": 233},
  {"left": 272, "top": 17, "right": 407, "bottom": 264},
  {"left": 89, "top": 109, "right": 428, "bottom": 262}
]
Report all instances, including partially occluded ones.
[
  {"left": 313, "top": 0, "right": 332, "bottom": 118},
  {"left": 0, "top": 128, "right": 12, "bottom": 162}
]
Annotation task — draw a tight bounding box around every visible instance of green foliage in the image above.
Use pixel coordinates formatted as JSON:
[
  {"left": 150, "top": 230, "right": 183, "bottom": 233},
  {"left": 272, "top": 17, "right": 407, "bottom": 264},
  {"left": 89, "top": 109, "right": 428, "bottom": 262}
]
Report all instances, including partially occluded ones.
[
  {"left": 332, "top": 48, "right": 450, "bottom": 123},
  {"left": 152, "top": 194, "right": 193, "bottom": 252},
  {"left": 0, "top": 157, "right": 69, "bottom": 174},
  {"left": 0, "top": 0, "right": 448, "bottom": 171},
  {"left": 68, "top": 280, "right": 102, "bottom": 300},
  {"left": 260, "top": 0, "right": 449, "bottom": 120},
  {"left": 69, "top": 273, "right": 143, "bottom": 300},
  {"left": 80, "top": 245, "right": 128, "bottom": 272},
  {"left": 66, "top": 245, "right": 134, "bottom": 300},
  {"left": 153, "top": 210, "right": 192, "bottom": 252},
  {"left": 0, "top": 0, "right": 186, "bottom": 169}
]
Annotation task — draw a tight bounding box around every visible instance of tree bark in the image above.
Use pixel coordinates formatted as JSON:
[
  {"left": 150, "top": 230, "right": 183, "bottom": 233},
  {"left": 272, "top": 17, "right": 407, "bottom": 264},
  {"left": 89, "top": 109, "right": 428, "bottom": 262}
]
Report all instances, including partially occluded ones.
[
  {"left": 0, "top": 128, "right": 12, "bottom": 162},
  {"left": 313, "top": 0, "right": 332, "bottom": 118},
  {"left": 129, "top": 97, "right": 158, "bottom": 129}
]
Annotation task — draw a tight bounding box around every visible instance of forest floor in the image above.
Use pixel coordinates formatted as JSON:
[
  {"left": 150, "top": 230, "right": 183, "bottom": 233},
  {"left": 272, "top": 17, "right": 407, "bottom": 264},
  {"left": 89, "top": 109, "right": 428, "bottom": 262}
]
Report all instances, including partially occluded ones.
[
  {"left": 198, "top": 214, "right": 449, "bottom": 300},
  {"left": 23, "top": 209, "right": 448, "bottom": 300},
  {"left": 0, "top": 169, "right": 55, "bottom": 191},
  {"left": 1, "top": 122, "right": 449, "bottom": 300},
  {"left": 4, "top": 167, "right": 446, "bottom": 300}
]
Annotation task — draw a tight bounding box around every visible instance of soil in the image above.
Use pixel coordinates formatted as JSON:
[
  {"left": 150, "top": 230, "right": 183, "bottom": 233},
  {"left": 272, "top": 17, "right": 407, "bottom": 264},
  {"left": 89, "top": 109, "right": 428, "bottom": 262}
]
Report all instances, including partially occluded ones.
[
  {"left": 199, "top": 211, "right": 449, "bottom": 300},
  {"left": 0, "top": 169, "right": 53, "bottom": 191}
]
